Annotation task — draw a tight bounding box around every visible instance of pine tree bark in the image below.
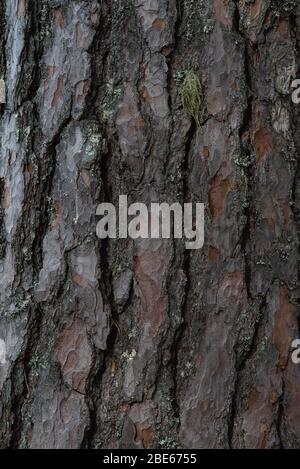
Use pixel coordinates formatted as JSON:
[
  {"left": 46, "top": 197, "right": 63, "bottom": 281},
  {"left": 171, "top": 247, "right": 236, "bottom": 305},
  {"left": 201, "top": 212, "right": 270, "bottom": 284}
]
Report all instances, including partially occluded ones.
[{"left": 0, "top": 0, "right": 299, "bottom": 449}]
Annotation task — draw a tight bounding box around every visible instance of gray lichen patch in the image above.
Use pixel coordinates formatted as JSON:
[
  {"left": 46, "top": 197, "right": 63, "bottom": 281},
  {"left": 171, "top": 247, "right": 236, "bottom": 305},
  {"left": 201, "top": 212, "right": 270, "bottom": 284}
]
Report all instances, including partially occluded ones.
[
  {"left": 183, "top": 0, "right": 215, "bottom": 41},
  {"left": 271, "top": 0, "right": 297, "bottom": 15},
  {"left": 101, "top": 79, "right": 122, "bottom": 124}
]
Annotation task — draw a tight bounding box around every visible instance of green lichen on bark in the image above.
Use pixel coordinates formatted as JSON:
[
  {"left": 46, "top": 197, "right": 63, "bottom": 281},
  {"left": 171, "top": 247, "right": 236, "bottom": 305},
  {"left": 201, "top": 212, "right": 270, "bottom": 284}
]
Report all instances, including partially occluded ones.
[{"left": 179, "top": 70, "right": 202, "bottom": 127}]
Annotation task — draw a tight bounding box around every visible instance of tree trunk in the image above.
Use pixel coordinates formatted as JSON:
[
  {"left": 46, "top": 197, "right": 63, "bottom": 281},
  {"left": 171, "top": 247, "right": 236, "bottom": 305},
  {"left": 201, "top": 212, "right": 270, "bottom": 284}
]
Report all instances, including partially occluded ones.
[{"left": 0, "top": 0, "right": 299, "bottom": 449}]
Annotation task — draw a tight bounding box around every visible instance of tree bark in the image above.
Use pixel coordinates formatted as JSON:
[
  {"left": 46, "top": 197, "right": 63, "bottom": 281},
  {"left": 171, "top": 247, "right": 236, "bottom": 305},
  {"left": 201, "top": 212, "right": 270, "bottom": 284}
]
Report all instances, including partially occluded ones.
[{"left": 0, "top": 0, "right": 299, "bottom": 449}]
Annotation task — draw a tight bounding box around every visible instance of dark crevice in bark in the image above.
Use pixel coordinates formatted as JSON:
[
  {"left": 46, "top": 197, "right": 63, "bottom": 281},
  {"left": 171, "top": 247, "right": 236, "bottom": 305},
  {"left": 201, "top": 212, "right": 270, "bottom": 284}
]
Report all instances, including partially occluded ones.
[
  {"left": 0, "top": 0, "right": 6, "bottom": 70},
  {"left": 79, "top": 3, "right": 108, "bottom": 123},
  {"left": 81, "top": 46, "right": 118, "bottom": 451},
  {"left": 171, "top": 242, "right": 190, "bottom": 425},
  {"left": 233, "top": 2, "right": 255, "bottom": 304},
  {"left": 0, "top": 1, "right": 7, "bottom": 255},
  {"left": 239, "top": 159, "right": 254, "bottom": 303},
  {"left": 172, "top": 118, "right": 196, "bottom": 419},
  {"left": 32, "top": 110, "right": 72, "bottom": 275},
  {"left": 80, "top": 1, "right": 118, "bottom": 447},
  {"left": 17, "top": 0, "right": 43, "bottom": 108},
  {"left": 0, "top": 176, "right": 6, "bottom": 259},
  {"left": 9, "top": 303, "right": 43, "bottom": 448},
  {"left": 82, "top": 140, "right": 120, "bottom": 448},
  {"left": 162, "top": 0, "right": 186, "bottom": 425},
  {"left": 228, "top": 287, "right": 270, "bottom": 448},
  {"left": 164, "top": 0, "right": 182, "bottom": 183},
  {"left": 0, "top": 0, "right": 7, "bottom": 120},
  {"left": 276, "top": 375, "right": 285, "bottom": 448},
  {"left": 81, "top": 350, "right": 106, "bottom": 449}
]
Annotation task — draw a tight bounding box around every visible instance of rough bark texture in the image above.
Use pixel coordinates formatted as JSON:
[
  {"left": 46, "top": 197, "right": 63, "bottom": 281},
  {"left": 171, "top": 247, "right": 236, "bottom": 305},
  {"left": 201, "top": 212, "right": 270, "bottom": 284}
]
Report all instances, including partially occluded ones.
[{"left": 0, "top": 0, "right": 300, "bottom": 449}]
